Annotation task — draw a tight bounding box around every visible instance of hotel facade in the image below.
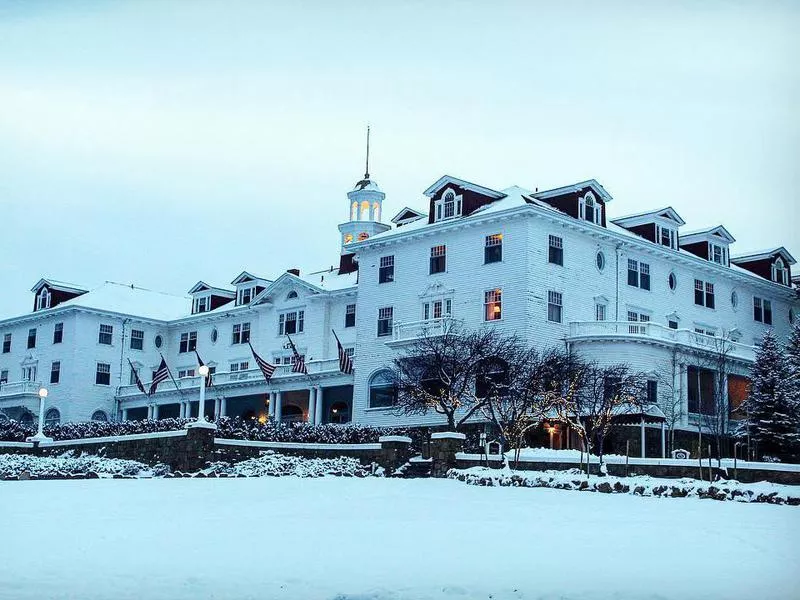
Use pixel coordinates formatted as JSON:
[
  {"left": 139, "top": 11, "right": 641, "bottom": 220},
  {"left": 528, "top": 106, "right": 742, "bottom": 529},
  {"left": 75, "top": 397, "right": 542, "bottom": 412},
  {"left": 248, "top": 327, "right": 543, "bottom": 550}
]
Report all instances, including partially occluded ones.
[{"left": 1, "top": 168, "right": 797, "bottom": 441}]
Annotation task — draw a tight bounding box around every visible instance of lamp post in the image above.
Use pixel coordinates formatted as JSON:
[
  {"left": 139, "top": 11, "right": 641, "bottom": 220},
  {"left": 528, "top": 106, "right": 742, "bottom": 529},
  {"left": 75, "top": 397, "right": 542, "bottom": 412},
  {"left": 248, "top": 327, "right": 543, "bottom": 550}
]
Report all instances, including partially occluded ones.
[
  {"left": 187, "top": 364, "right": 216, "bottom": 430},
  {"left": 27, "top": 387, "right": 53, "bottom": 444}
]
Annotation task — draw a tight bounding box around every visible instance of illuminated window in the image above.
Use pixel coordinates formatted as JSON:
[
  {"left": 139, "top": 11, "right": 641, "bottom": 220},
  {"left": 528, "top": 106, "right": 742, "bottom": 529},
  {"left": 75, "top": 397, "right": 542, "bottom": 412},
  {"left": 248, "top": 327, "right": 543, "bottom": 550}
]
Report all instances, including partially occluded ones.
[
  {"left": 485, "top": 234, "right": 503, "bottom": 264},
  {"left": 358, "top": 232, "right": 369, "bottom": 241},
  {"left": 484, "top": 289, "right": 502, "bottom": 321},
  {"left": 343, "top": 233, "right": 354, "bottom": 244}
]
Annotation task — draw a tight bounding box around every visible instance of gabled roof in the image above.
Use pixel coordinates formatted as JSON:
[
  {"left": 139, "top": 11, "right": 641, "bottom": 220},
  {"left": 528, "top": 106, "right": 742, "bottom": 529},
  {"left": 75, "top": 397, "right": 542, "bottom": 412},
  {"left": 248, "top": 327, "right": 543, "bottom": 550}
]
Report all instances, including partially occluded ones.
[
  {"left": 250, "top": 271, "right": 324, "bottom": 305},
  {"left": 423, "top": 175, "right": 506, "bottom": 199},
  {"left": 612, "top": 206, "right": 686, "bottom": 227},
  {"left": 230, "top": 271, "right": 271, "bottom": 286},
  {"left": 532, "top": 179, "right": 613, "bottom": 203},
  {"left": 731, "top": 247, "right": 796, "bottom": 266},
  {"left": 679, "top": 225, "right": 736, "bottom": 245},
  {"left": 391, "top": 207, "right": 426, "bottom": 225},
  {"left": 30, "top": 278, "right": 88, "bottom": 295},
  {"left": 187, "top": 281, "right": 236, "bottom": 296}
]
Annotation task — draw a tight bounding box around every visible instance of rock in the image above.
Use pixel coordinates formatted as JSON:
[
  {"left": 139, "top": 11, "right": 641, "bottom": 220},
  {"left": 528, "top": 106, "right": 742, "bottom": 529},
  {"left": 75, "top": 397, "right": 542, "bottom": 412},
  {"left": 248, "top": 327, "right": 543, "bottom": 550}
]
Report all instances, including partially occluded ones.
[{"left": 596, "top": 482, "right": 613, "bottom": 493}]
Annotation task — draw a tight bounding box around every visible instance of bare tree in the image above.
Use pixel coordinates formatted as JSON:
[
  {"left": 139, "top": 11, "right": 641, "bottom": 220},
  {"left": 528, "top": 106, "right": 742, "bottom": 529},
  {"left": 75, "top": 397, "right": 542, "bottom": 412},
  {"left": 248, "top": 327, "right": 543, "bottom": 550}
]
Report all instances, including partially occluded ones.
[
  {"left": 390, "top": 323, "right": 518, "bottom": 431},
  {"left": 693, "top": 334, "right": 736, "bottom": 467},
  {"left": 652, "top": 347, "right": 683, "bottom": 455},
  {"left": 479, "top": 345, "right": 577, "bottom": 467},
  {"left": 554, "top": 362, "right": 647, "bottom": 467}
]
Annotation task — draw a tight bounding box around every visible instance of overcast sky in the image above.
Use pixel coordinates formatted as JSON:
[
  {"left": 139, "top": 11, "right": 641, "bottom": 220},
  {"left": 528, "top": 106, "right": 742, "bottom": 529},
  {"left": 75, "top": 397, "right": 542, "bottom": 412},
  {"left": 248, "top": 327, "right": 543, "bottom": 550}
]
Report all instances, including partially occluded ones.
[{"left": 0, "top": 0, "right": 798, "bottom": 318}]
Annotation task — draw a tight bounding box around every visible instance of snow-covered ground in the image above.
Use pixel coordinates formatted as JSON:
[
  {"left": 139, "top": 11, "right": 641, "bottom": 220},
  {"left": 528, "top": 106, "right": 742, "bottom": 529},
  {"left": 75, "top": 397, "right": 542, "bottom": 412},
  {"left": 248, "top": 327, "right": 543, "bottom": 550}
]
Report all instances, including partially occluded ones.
[{"left": 1, "top": 478, "right": 797, "bottom": 600}]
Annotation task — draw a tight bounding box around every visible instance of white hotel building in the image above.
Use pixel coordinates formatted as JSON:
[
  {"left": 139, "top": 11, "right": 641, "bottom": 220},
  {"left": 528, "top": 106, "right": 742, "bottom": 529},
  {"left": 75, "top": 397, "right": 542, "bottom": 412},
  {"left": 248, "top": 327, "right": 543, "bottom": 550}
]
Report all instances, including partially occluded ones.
[{"left": 1, "top": 168, "right": 797, "bottom": 440}]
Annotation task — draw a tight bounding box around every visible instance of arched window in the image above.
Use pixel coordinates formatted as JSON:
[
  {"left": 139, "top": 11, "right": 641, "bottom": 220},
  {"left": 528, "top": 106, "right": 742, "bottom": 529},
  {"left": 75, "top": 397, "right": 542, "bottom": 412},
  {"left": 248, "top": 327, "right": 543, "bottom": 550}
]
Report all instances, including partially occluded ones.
[
  {"left": 20, "top": 411, "right": 34, "bottom": 426},
  {"left": 476, "top": 357, "right": 509, "bottom": 398},
  {"left": 329, "top": 401, "right": 350, "bottom": 424},
  {"left": 36, "top": 288, "right": 51, "bottom": 311},
  {"left": 281, "top": 404, "right": 304, "bottom": 423},
  {"left": 287, "top": 291, "right": 298, "bottom": 300},
  {"left": 772, "top": 258, "right": 788, "bottom": 285},
  {"left": 91, "top": 410, "right": 108, "bottom": 422},
  {"left": 368, "top": 369, "right": 396, "bottom": 409},
  {"left": 360, "top": 200, "right": 370, "bottom": 221},
  {"left": 44, "top": 408, "right": 60, "bottom": 427},
  {"left": 580, "top": 192, "right": 601, "bottom": 224},
  {"left": 351, "top": 201, "right": 358, "bottom": 221},
  {"left": 372, "top": 201, "right": 381, "bottom": 222}
]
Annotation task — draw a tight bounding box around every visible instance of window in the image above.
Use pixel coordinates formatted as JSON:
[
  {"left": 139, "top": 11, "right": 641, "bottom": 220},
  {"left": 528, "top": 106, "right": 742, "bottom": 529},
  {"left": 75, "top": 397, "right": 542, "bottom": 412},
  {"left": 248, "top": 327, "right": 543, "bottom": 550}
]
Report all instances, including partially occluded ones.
[
  {"left": 22, "top": 365, "right": 36, "bottom": 381},
  {"left": 211, "top": 328, "right": 218, "bottom": 344},
  {"left": 484, "top": 289, "right": 502, "bottom": 321},
  {"left": 368, "top": 370, "right": 396, "bottom": 408},
  {"left": 627, "top": 259, "right": 650, "bottom": 290},
  {"left": 98, "top": 324, "right": 113, "bottom": 345},
  {"left": 2, "top": 333, "right": 9, "bottom": 353},
  {"left": 287, "top": 291, "right": 298, "bottom": 300},
  {"left": 36, "top": 288, "right": 51, "bottom": 311},
  {"left": 603, "top": 377, "right": 622, "bottom": 401},
  {"left": 646, "top": 380, "right": 658, "bottom": 404},
  {"left": 0, "top": 370, "right": 7, "bottom": 384},
  {"left": 53, "top": 322, "right": 63, "bottom": 344},
  {"left": 279, "top": 311, "right": 304, "bottom": 335},
  {"left": 753, "top": 297, "right": 772, "bottom": 325},
  {"left": 91, "top": 410, "right": 108, "bottom": 422},
  {"left": 27, "top": 328, "right": 36, "bottom": 349},
  {"left": 154, "top": 334, "right": 163, "bottom": 349},
  {"left": 694, "top": 326, "right": 716, "bottom": 337},
  {"left": 547, "top": 291, "right": 563, "bottom": 323},
  {"left": 377, "top": 307, "right": 393, "bottom": 337},
  {"left": 193, "top": 296, "right": 209, "bottom": 314},
  {"left": 379, "top": 255, "right": 395, "bottom": 283},
  {"left": 345, "top": 304, "right": 356, "bottom": 328},
  {"left": 595, "top": 303, "right": 607, "bottom": 321},
  {"left": 596, "top": 251, "right": 605, "bottom": 272},
  {"left": 548, "top": 235, "right": 563, "bottom": 266},
  {"left": 44, "top": 408, "right": 60, "bottom": 427},
  {"left": 579, "top": 192, "right": 602, "bottom": 225},
  {"left": 668, "top": 272, "right": 677, "bottom": 291},
  {"left": 484, "top": 234, "right": 503, "bottom": 264},
  {"left": 476, "top": 358, "right": 509, "bottom": 398},
  {"left": 657, "top": 225, "right": 676, "bottom": 249},
  {"left": 694, "top": 279, "right": 715, "bottom": 308},
  {"left": 430, "top": 245, "right": 446, "bottom": 274},
  {"left": 238, "top": 286, "right": 255, "bottom": 305},
  {"left": 731, "top": 290, "right": 738, "bottom": 309},
  {"left": 95, "top": 363, "right": 111, "bottom": 385},
  {"left": 710, "top": 244, "right": 727, "bottom": 265},
  {"left": 435, "top": 190, "right": 462, "bottom": 222},
  {"left": 50, "top": 361, "right": 60, "bottom": 384},
  {"left": 423, "top": 299, "right": 452, "bottom": 320},
  {"left": 129, "top": 365, "right": 141, "bottom": 385},
  {"left": 687, "top": 366, "right": 715, "bottom": 415},
  {"left": 177, "top": 368, "right": 196, "bottom": 378},
  {"left": 772, "top": 258, "right": 789, "bottom": 285},
  {"left": 179, "top": 331, "right": 197, "bottom": 353},
  {"left": 668, "top": 319, "right": 679, "bottom": 330},
  {"left": 627, "top": 311, "right": 650, "bottom": 334},
  {"left": 229, "top": 361, "right": 250, "bottom": 380},
  {"left": 232, "top": 322, "right": 251, "bottom": 344},
  {"left": 130, "top": 329, "right": 144, "bottom": 350}
]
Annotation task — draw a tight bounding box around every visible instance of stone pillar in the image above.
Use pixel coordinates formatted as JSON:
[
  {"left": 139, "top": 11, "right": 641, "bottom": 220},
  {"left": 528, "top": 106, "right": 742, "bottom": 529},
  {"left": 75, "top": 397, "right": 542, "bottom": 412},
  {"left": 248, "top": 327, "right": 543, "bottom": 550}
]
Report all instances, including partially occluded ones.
[
  {"left": 152, "top": 404, "right": 159, "bottom": 421},
  {"left": 307, "top": 387, "right": 317, "bottom": 425},
  {"left": 274, "top": 391, "right": 282, "bottom": 424},
  {"left": 430, "top": 432, "right": 466, "bottom": 478},
  {"left": 379, "top": 435, "right": 413, "bottom": 474},
  {"left": 315, "top": 386, "right": 324, "bottom": 425},
  {"left": 220, "top": 397, "right": 227, "bottom": 418},
  {"left": 183, "top": 423, "right": 217, "bottom": 473}
]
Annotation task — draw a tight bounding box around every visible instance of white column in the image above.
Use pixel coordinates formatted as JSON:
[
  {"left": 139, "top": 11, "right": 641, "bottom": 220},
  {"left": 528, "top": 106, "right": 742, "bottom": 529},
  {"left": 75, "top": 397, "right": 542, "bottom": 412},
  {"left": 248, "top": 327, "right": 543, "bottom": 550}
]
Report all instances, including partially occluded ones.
[
  {"left": 268, "top": 392, "right": 276, "bottom": 419},
  {"left": 152, "top": 404, "right": 159, "bottom": 420},
  {"left": 661, "top": 422, "right": 666, "bottom": 458},
  {"left": 214, "top": 398, "right": 221, "bottom": 420},
  {"left": 122, "top": 408, "right": 129, "bottom": 421},
  {"left": 147, "top": 405, "right": 153, "bottom": 420},
  {"left": 307, "top": 387, "right": 316, "bottom": 424},
  {"left": 640, "top": 417, "right": 646, "bottom": 458},
  {"left": 220, "top": 397, "right": 227, "bottom": 418},
  {"left": 315, "top": 386, "right": 324, "bottom": 424},
  {"left": 275, "top": 391, "right": 282, "bottom": 424}
]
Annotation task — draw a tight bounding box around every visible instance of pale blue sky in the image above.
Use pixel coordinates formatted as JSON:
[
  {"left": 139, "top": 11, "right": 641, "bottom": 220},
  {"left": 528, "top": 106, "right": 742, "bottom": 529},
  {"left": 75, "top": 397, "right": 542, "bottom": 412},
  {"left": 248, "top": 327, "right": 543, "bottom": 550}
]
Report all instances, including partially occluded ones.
[{"left": 1, "top": 1, "right": 798, "bottom": 317}]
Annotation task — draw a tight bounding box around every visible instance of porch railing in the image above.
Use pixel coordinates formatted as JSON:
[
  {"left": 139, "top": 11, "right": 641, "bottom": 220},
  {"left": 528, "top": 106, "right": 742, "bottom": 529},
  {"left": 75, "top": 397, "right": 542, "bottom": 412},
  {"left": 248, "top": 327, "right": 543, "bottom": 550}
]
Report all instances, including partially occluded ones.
[
  {"left": 0, "top": 380, "right": 41, "bottom": 398},
  {"left": 392, "top": 317, "right": 463, "bottom": 342}
]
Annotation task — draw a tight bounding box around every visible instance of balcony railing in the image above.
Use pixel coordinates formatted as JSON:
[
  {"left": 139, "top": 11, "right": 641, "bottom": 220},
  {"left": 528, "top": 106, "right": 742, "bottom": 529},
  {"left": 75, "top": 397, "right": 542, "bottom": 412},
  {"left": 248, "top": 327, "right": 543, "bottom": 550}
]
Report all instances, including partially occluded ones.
[
  {"left": 0, "top": 380, "right": 41, "bottom": 399},
  {"left": 391, "top": 317, "right": 463, "bottom": 343},
  {"left": 568, "top": 321, "right": 756, "bottom": 361},
  {"left": 116, "top": 357, "right": 347, "bottom": 398}
]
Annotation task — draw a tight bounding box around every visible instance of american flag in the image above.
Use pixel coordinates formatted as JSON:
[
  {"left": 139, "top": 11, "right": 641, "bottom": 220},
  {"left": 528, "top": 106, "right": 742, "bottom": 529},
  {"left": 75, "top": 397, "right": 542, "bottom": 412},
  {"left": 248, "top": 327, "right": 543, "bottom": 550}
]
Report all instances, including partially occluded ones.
[
  {"left": 332, "top": 330, "right": 353, "bottom": 375},
  {"left": 286, "top": 334, "right": 307, "bottom": 374},
  {"left": 128, "top": 358, "right": 149, "bottom": 397},
  {"left": 149, "top": 357, "right": 170, "bottom": 396},
  {"left": 248, "top": 342, "right": 276, "bottom": 381},
  {"left": 194, "top": 350, "right": 213, "bottom": 387}
]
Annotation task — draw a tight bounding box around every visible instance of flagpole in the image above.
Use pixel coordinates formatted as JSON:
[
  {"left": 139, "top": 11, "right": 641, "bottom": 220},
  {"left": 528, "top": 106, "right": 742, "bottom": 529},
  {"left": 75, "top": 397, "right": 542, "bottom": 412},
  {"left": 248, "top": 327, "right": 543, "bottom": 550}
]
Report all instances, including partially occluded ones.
[
  {"left": 161, "top": 352, "right": 186, "bottom": 400},
  {"left": 127, "top": 358, "right": 150, "bottom": 400}
]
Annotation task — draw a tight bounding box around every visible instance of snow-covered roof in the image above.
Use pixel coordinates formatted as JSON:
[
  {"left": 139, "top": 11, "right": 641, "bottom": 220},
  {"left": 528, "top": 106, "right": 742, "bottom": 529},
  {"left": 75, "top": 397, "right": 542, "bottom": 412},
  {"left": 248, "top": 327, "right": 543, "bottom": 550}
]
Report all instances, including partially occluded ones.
[
  {"left": 679, "top": 225, "right": 736, "bottom": 245},
  {"left": 30, "top": 278, "right": 88, "bottom": 295},
  {"left": 423, "top": 175, "right": 506, "bottom": 199},
  {"left": 56, "top": 281, "right": 190, "bottom": 321},
  {"left": 612, "top": 206, "right": 686, "bottom": 227},
  {"left": 187, "top": 281, "right": 236, "bottom": 296},
  {"left": 230, "top": 271, "right": 271, "bottom": 286},
  {"left": 531, "top": 179, "right": 613, "bottom": 203},
  {"left": 391, "top": 206, "right": 426, "bottom": 225},
  {"left": 351, "top": 178, "right": 382, "bottom": 193},
  {"left": 731, "top": 247, "right": 796, "bottom": 265},
  {"left": 300, "top": 268, "right": 358, "bottom": 291}
]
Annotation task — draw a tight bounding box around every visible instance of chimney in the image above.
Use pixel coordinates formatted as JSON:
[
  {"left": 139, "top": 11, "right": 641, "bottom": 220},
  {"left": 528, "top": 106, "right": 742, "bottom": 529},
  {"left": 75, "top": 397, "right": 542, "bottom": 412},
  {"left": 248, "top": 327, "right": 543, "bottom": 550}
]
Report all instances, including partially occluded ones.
[{"left": 287, "top": 268, "right": 300, "bottom": 276}]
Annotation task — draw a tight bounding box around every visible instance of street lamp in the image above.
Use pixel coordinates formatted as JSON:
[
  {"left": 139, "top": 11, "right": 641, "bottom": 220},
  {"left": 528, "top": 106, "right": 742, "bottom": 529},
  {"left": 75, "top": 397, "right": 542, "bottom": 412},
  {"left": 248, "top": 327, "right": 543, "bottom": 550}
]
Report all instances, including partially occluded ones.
[
  {"left": 187, "top": 364, "right": 216, "bottom": 430},
  {"left": 27, "top": 387, "right": 53, "bottom": 444}
]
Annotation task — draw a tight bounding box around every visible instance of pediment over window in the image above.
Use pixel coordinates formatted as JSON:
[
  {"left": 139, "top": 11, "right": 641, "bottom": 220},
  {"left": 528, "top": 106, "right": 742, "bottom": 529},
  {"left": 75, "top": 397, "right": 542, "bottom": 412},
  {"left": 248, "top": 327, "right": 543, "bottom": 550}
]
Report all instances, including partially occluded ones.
[
  {"left": 423, "top": 176, "right": 506, "bottom": 224},
  {"left": 612, "top": 207, "right": 685, "bottom": 249},
  {"left": 30, "top": 278, "right": 88, "bottom": 312},
  {"left": 731, "top": 247, "right": 796, "bottom": 286},
  {"left": 680, "top": 225, "right": 735, "bottom": 266},
  {"left": 391, "top": 207, "right": 426, "bottom": 227},
  {"left": 419, "top": 282, "right": 455, "bottom": 299},
  {"left": 532, "top": 179, "right": 612, "bottom": 228},
  {"left": 187, "top": 281, "right": 236, "bottom": 314}
]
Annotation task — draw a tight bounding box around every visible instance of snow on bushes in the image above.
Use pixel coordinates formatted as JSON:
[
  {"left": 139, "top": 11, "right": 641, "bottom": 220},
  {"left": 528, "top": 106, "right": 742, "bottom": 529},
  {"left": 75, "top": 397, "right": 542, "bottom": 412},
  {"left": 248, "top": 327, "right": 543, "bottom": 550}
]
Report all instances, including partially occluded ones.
[
  {"left": 448, "top": 466, "right": 800, "bottom": 505},
  {"left": 0, "top": 451, "right": 159, "bottom": 479},
  {"left": 207, "top": 451, "right": 381, "bottom": 478},
  {"left": 0, "top": 416, "right": 412, "bottom": 445}
]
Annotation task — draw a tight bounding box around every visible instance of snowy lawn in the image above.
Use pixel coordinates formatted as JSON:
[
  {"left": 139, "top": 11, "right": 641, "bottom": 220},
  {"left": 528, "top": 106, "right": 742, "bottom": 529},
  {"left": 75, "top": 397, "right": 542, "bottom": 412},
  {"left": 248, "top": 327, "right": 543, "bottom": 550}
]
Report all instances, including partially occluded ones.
[{"left": 1, "top": 478, "right": 798, "bottom": 600}]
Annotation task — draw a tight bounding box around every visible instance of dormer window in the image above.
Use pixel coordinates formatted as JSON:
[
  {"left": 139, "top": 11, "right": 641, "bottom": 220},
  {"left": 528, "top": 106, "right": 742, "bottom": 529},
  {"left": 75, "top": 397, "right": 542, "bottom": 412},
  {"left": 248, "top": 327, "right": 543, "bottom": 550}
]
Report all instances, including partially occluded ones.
[
  {"left": 237, "top": 286, "right": 255, "bottom": 306},
  {"left": 36, "top": 288, "right": 51, "bottom": 311},
  {"left": 579, "top": 192, "right": 602, "bottom": 225},
  {"left": 772, "top": 258, "right": 789, "bottom": 285},
  {"left": 193, "top": 295, "right": 210, "bottom": 314},
  {"left": 434, "top": 189, "right": 462, "bottom": 222},
  {"left": 709, "top": 243, "right": 728, "bottom": 266},
  {"left": 656, "top": 225, "right": 677, "bottom": 250}
]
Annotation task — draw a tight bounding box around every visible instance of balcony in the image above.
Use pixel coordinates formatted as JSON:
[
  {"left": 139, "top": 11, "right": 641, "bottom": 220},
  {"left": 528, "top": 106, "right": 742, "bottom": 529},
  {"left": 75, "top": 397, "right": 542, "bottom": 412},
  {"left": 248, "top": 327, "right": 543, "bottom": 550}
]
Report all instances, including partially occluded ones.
[
  {"left": 0, "top": 380, "right": 41, "bottom": 400},
  {"left": 568, "top": 321, "right": 756, "bottom": 362},
  {"left": 115, "top": 357, "right": 347, "bottom": 399},
  {"left": 389, "top": 317, "right": 463, "bottom": 345}
]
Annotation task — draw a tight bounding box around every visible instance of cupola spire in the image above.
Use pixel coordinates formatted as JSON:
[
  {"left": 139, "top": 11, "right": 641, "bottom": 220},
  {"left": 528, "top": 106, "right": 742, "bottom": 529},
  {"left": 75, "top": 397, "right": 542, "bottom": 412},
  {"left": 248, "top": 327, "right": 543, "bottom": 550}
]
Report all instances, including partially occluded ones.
[{"left": 364, "top": 124, "right": 370, "bottom": 179}]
